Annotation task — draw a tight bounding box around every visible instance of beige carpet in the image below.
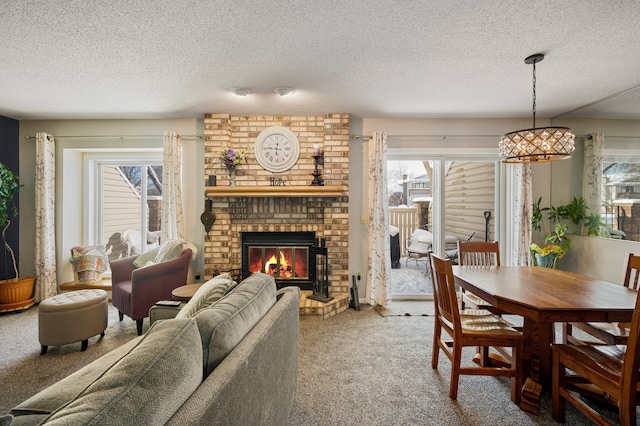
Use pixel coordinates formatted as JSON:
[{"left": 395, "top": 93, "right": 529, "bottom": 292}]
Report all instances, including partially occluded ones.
[
  {"left": 2, "top": 302, "right": 610, "bottom": 424},
  {"left": 375, "top": 301, "right": 435, "bottom": 317}
]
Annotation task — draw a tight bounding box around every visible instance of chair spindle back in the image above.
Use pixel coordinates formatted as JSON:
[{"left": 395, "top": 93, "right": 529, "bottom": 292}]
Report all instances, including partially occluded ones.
[{"left": 457, "top": 241, "right": 500, "bottom": 267}]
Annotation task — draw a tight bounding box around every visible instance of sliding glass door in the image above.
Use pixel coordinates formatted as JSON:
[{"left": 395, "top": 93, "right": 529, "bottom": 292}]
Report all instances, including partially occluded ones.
[{"left": 387, "top": 154, "right": 500, "bottom": 296}]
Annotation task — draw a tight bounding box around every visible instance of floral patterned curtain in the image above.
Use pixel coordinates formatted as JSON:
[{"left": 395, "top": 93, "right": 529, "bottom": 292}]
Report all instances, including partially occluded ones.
[
  {"left": 35, "top": 132, "right": 57, "bottom": 302},
  {"left": 365, "top": 132, "right": 392, "bottom": 306},
  {"left": 582, "top": 133, "right": 604, "bottom": 214},
  {"left": 507, "top": 163, "right": 533, "bottom": 266},
  {"left": 161, "top": 131, "right": 185, "bottom": 242}
]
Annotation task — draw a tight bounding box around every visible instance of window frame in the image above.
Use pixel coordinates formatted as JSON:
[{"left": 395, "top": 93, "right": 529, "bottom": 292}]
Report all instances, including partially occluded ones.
[{"left": 83, "top": 151, "right": 163, "bottom": 248}]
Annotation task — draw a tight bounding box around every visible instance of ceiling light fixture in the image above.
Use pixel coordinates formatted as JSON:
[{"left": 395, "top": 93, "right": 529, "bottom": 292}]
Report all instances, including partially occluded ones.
[
  {"left": 498, "top": 54, "right": 575, "bottom": 163},
  {"left": 274, "top": 87, "right": 295, "bottom": 97},
  {"left": 232, "top": 88, "right": 249, "bottom": 97}
]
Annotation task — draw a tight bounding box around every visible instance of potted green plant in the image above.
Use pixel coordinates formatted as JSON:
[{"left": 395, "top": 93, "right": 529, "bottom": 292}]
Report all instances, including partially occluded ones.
[
  {"left": 0, "top": 162, "right": 36, "bottom": 307},
  {"left": 530, "top": 197, "right": 571, "bottom": 268},
  {"left": 531, "top": 196, "right": 609, "bottom": 268}
]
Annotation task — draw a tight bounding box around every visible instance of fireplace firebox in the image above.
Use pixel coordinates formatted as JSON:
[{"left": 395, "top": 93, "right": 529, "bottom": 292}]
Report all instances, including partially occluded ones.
[{"left": 241, "top": 232, "right": 316, "bottom": 290}]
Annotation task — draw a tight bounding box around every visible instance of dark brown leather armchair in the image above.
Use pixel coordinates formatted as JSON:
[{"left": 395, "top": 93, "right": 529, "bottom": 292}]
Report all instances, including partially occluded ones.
[{"left": 111, "top": 249, "right": 191, "bottom": 335}]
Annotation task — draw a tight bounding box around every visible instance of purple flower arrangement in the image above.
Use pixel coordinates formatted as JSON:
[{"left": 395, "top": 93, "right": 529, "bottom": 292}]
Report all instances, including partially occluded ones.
[{"left": 219, "top": 147, "right": 246, "bottom": 170}]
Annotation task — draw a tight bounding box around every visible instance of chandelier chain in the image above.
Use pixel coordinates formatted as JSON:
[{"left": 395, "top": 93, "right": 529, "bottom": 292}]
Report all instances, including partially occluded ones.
[{"left": 532, "top": 60, "right": 537, "bottom": 128}]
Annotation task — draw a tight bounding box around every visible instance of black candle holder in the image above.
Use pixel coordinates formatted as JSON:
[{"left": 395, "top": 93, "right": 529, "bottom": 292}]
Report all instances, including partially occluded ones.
[{"left": 310, "top": 153, "right": 324, "bottom": 186}]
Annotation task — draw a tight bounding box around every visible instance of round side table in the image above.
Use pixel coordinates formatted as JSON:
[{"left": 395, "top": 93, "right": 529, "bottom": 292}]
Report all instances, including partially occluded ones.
[{"left": 171, "top": 284, "right": 202, "bottom": 301}]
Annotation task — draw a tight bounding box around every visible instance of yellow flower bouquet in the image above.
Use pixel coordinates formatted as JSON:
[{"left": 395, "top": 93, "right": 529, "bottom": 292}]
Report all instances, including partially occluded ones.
[{"left": 529, "top": 242, "right": 568, "bottom": 259}]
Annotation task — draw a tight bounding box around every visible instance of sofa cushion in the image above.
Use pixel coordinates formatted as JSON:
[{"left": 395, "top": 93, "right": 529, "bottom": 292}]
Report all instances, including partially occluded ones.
[
  {"left": 194, "top": 272, "right": 276, "bottom": 376},
  {"left": 10, "top": 338, "right": 141, "bottom": 417},
  {"left": 175, "top": 273, "right": 237, "bottom": 319},
  {"left": 132, "top": 246, "right": 160, "bottom": 268},
  {"left": 41, "top": 318, "right": 202, "bottom": 425}
]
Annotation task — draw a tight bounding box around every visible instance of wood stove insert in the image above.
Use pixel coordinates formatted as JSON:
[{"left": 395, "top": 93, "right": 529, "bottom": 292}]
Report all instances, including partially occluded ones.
[{"left": 241, "top": 232, "right": 316, "bottom": 290}]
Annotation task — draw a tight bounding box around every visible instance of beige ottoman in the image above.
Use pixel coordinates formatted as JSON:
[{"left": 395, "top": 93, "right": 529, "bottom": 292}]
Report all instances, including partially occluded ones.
[{"left": 39, "top": 289, "right": 108, "bottom": 355}]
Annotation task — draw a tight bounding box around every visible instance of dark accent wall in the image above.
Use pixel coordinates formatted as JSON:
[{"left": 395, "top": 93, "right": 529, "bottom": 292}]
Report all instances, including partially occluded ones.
[{"left": 0, "top": 116, "right": 20, "bottom": 281}]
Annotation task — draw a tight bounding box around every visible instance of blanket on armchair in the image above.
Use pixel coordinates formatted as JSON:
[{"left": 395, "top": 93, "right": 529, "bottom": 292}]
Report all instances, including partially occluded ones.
[{"left": 70, "top": 246, "right": 108, "bottom": 283}]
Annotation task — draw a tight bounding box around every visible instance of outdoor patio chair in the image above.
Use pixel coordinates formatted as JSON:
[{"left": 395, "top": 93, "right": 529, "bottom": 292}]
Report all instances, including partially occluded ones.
[
  {"left": 443, "top": 231, "right": 476, "bottom": 265},
  {"left": 405, "top": 228, "right": 432, "bottom": 270},
  {"left": 121, "top": 228, "right": 161, "bottom": 256}
]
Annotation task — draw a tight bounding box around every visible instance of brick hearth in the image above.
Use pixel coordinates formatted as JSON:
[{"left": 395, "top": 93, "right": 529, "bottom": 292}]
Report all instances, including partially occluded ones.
[{"left": 299, "top": 291, "right": 349, "bottom": 319}]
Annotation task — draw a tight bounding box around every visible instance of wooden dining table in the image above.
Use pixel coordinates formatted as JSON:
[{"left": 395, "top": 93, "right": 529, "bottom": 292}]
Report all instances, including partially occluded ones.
[{"left": 452, "top": 265, "right": 637, "bottom": 389}]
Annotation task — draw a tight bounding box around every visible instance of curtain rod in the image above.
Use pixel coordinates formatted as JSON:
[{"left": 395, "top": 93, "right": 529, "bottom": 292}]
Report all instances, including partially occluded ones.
[
  {"left": 351, "top": 134, "right": 502, "bottom": 140},
  {"left": 23, "top": 134, "right": 203, "bottom": 140},
  {"left": 350, "top": 133, "right": 640, "bottom": 140}
]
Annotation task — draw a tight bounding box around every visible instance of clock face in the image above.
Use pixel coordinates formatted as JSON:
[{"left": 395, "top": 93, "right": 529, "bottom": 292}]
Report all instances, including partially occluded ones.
[{"left": 254, "top": 126, "right": 300, "bottom": 173}]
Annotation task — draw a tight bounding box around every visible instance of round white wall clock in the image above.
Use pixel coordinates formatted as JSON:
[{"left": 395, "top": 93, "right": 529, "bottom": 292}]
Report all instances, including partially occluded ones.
[{"left": 254, "top": 126, "right": 300, "bottom": 173}]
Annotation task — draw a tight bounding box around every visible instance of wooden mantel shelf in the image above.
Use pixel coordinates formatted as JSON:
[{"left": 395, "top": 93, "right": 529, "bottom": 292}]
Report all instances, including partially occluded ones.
[{"left": 205, "top": 185, "right": 346, "bottom": 198}]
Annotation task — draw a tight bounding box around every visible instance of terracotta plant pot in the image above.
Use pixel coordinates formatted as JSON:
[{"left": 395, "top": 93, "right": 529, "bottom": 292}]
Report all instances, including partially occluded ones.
[{"left": 0, "top": 276, "right": 36, "bottom": 304}]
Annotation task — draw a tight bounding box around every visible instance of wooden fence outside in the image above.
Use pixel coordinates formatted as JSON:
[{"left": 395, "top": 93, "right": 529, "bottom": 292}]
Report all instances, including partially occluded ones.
[{"left": 389, "top": 207, "right": 419, "bottom": 256}]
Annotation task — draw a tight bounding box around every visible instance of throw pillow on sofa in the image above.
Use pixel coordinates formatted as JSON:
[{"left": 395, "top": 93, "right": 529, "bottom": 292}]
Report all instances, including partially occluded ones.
[
  {"left": 41, "top": 318, "right": 203, "bottom": 425},
  {"left": 194, "top": 272, "right": 276, "bottom": 376},
  {"left": 175, "top": 273, "right": 237, "bottom": 319}
]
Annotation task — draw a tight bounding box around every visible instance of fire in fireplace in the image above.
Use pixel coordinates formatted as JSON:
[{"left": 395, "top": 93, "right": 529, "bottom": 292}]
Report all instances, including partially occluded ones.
[
  {"left": 241, "top": 232, "right": 316, "bottom": 290},
  {"left": 249, "top": 246, "right": 309, "bottom": 279}
]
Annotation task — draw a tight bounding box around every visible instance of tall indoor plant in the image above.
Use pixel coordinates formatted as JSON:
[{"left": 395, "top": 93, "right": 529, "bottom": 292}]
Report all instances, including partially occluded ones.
[{"left": 0, "top": 162, "right": 36, "bottom": 307}]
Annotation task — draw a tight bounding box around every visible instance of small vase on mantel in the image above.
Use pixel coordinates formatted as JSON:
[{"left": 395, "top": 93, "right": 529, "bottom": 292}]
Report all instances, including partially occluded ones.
[{"left": 229, "top": 168, "right": 236, "bottom": 186}]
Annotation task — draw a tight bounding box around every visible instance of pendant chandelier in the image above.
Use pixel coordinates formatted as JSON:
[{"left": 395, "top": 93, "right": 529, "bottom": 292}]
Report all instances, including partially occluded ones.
[{"left": 498, "top": 54, "right": 575, "bottom": 163}]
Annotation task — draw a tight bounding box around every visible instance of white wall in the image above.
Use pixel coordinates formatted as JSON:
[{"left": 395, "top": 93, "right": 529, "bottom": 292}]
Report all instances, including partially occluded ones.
[
  {"left": 564, "top": 235, "right": 638, "bottom": 284},
  {"left": 19, "top": 119, "right": 205, "bottom": 286}
]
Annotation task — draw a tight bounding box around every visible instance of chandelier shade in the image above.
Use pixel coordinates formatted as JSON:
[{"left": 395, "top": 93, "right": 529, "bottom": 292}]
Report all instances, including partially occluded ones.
[
  {"left": 499, "top": 126, "right": 575, "bottom": 163},
  {"left": 499, "top": 53, "right": 575, "bottom": 163}
]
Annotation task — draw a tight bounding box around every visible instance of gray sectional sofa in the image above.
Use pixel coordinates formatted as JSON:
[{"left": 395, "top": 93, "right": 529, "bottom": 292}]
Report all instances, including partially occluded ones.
[{"left": 4, "top": 273, "right": 300, "bottom": 425}]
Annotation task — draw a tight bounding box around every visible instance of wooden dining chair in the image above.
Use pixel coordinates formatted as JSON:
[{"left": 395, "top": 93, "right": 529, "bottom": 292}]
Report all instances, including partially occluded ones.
[
  {"left": 457, "top": 240, "right": 519, "bottom": 367},
  {"left": 429, "top": 253, "right": 523, "bottom": 404},
  {"left": 458, "top": 241, "right": 500, "bottom": 312},
  {"left": 552, "top": 276, "right": 640, "bottom": 426},
  {"left": 563, "top": 253, "right": 640, "bottom": 345}
]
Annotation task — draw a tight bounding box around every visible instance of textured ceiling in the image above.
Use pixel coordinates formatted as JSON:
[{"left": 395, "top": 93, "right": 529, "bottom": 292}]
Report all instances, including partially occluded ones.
[{"left": 2, "top": 0, "right": 640, "bottom": 120}]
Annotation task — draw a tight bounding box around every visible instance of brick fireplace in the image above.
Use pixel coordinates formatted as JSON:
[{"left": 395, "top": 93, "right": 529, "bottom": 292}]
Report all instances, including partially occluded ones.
[{"left": 202, "top": 114, "right": 350, "bottom": 297}]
